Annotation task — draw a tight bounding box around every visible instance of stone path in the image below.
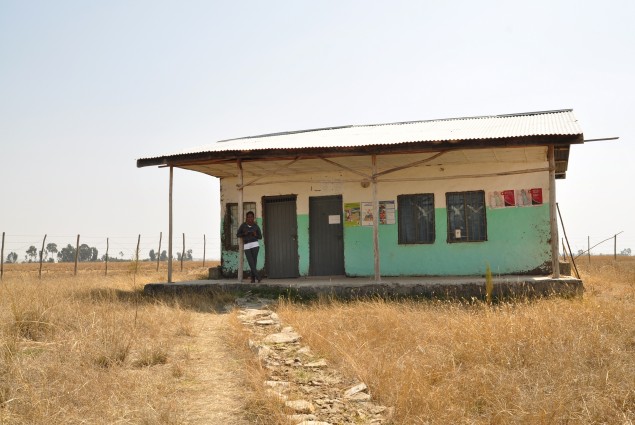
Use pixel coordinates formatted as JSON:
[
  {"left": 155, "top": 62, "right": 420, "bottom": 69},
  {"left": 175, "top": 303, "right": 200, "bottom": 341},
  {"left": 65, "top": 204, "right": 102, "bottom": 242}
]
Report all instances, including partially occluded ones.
[{"left": 235, "top": 295, "right": 394, "bottom": 425}]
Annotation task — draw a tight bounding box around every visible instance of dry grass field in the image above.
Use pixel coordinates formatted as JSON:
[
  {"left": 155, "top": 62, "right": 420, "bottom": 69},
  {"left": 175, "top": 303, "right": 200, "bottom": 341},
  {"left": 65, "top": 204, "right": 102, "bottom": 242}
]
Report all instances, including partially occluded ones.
[
  {"left": 0, "top": 260, "right": 250, "bottom": 425},
  {"left": 278, "top": 257, "right": 635, "bottom": 424},
  {"left": 1, "top": 257, "right": 634, "bottom": 424}
]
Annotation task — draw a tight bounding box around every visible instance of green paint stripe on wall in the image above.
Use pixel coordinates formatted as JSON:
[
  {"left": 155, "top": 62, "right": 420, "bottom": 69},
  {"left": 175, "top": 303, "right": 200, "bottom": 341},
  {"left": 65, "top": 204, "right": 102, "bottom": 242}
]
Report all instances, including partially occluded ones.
[
  {"left": 223, "top": 207, "right": 551, "bottom": 277},
  {"left": 344, "top": 205, "right": 551, "bottom": 276}
]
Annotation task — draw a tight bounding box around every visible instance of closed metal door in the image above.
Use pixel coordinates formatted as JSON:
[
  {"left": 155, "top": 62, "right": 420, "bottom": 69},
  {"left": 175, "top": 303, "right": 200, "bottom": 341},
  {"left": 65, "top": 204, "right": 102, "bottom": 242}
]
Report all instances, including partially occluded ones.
[
  {"left": 309, "top": 195, "right": 344, "bottom": 276},
  {"left": 264, "top": 196, "right": 299, "bottom": 278}
]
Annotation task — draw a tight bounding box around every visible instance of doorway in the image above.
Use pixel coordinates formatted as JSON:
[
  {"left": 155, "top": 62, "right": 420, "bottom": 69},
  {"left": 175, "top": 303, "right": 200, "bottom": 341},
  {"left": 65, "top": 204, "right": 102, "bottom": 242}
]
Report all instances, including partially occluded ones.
[{"left": 309, "top": 195, "right": 345, "bottom": 276}]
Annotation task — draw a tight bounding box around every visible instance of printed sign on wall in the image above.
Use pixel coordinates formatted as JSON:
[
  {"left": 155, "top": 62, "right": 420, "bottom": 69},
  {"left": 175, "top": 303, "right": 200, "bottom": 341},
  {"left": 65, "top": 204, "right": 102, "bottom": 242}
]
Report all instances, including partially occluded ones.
[
  {"left": 379, "top": 200, "right": 396, "bottom": 225},
  {"left": 361, "top": 202, "right": 374, "bottom": 226},
  {"left": 344, "top": 203, "right": 360, "bottom": 227}
]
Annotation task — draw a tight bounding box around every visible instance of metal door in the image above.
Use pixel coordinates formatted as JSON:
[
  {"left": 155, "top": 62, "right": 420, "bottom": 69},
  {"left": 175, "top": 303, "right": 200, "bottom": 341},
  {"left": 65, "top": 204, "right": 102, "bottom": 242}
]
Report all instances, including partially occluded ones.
[
  {"left": 309, "top": 195, "right": 344, "bottom": 276},
  {"left": 264, "top": 195, "right": 299, "bottom": 278}
]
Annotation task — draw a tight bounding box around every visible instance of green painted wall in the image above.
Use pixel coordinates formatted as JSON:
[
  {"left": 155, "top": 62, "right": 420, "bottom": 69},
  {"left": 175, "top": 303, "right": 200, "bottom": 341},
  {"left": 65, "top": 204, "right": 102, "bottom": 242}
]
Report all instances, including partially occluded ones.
[
  {"left": 343, "top": 205, "right": 551, "bottom": 276},
  {"left": 222, "top": 206, "right": 551, "bottom": 277}
]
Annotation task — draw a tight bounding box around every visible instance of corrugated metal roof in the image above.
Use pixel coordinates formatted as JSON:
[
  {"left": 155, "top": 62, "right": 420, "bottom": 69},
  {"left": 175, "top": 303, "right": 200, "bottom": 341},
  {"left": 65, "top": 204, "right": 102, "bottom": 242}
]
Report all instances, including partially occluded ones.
[{"left": 139, "top": 109, "right": 582, "bottom": 160}]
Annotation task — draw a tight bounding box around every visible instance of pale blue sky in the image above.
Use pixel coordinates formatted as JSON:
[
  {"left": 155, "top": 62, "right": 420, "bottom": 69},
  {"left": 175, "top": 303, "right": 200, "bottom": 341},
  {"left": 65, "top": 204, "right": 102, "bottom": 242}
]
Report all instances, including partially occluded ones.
[{"left": 1, "top": 1, "right": 633, "bottom": 260}]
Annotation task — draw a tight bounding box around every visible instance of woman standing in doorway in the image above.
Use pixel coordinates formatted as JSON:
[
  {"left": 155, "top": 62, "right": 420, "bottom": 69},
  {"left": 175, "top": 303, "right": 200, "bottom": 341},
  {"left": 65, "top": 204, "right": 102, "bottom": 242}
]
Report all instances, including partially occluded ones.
[{"left": 237, "top": 211, "right": 262, "bottom": 282}]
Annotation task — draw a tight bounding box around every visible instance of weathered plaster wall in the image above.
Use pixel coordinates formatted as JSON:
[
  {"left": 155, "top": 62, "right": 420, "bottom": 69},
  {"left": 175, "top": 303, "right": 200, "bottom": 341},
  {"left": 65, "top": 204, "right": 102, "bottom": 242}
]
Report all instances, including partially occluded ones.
[{"left": 220, "top": 149, "right": 552, "bottom": 277}]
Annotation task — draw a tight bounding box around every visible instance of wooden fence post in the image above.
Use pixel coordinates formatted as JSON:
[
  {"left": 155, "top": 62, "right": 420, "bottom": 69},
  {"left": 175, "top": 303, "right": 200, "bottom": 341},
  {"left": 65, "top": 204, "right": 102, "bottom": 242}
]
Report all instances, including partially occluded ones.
[
  {"left": 588, "top": 236, "right": 591, "bottom": 264},
  {"left": 105, "top": 238, "right": 109, "bottom": 276},
  {"left": 135, "top": 234, "right": 141, "bottom": 278},
  {"left": 181, "top": 233, "right": 185, "bottom": 272},
  {"left": 39, "top": 234, "right": 47, "bottom": 279},
  {"left": 614, "top": 234, "right": 617, "bottom": 260},
  {"left": 203, "top": 234, "right": 206, "bottom": 267},
  {"left": 74, "top": 234, "right": 80, "bottom": 276},
  {"left": 157, "top": 231, "right": 162, "bottom": 272},
  {"left": 1, "top": 232, "right": 4, "bottom": 281}
]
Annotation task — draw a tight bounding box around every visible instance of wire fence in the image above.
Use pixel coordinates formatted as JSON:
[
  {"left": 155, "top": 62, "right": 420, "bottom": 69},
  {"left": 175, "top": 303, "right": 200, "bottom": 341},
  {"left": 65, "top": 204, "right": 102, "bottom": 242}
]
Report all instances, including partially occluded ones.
[{"left": 0, "top": 232, "right": 221, "bottom": 266}]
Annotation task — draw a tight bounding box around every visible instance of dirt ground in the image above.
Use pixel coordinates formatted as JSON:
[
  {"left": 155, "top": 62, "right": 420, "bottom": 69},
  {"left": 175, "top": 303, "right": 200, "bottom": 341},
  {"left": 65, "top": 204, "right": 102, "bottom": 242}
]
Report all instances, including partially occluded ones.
[{"left": 177, "top": 312, "right": 251, "bottom": 425}]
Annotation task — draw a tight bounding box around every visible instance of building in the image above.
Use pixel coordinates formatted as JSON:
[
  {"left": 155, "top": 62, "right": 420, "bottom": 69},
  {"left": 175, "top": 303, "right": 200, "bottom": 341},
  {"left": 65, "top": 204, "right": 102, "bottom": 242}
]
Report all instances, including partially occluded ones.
[{"left": 137, "top": 109, "right": 584, "bottom": 281}]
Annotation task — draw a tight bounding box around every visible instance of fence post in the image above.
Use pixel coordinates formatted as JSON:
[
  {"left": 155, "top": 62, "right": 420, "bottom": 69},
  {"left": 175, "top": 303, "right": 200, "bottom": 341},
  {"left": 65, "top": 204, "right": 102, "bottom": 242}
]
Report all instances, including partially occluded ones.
[
  {"left": 203, "top": 234, "right": 206, "bottom": 267},
  {"left": 1, "top": 232, "right": 4, "bottom": 281},
  {"left": 181, "top": 233, "right": 185, "bottom": 272},
  {"left": 105, "top": 237, "right": 109, "bottom": 276},
  {"left": 39, "top": 234, "right": 47, "bottom": 279},
  {"left": 614, "top": 234, "right": 617, "bottom": 260},
  {"left": 588, "top": 236, "right": 591, "bottom": 264},
  {"left": 74, "top": 234, "right": 80, "bottom": 276},
  {"left": 135, "top": 234, "right": 141, "bottom": 278},
  {"left": 157, "top": 231, "right": 162, "bottom": 272}
]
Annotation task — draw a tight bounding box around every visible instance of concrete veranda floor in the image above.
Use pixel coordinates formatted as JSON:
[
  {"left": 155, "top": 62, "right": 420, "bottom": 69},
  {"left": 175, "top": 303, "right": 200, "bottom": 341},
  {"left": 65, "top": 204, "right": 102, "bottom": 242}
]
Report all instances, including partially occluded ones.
[{"left": 144, "top": 274, "right": 583, "bottom": 300}]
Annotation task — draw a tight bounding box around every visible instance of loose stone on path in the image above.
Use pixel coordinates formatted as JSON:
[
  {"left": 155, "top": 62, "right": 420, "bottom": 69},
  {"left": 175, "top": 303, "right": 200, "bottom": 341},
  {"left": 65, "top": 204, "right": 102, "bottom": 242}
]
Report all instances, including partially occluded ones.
[{"left": 234, "top": 295, "right": 394, "bottom": 425}]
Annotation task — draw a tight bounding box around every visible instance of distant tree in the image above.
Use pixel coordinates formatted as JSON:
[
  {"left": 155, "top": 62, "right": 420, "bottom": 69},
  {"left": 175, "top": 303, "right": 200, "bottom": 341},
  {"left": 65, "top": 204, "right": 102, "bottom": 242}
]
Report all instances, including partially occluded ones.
[
  {"left": 577, "top": 249, "right": 585, "bottom": 256},
  {"left": 26, "top": 245, "right": 37, "bottom": 262},
  {"left": 45, "top": 243, "right": 58, "bottom": 262},
  {"left": 148, "top": 249, "right": 156, "bottom": 262},
  {"left": 57, "top": 244, "right": 76, "bottom": 262},
  {"left": 6, "top": 252, "right": 18, "bottom": 263},
  {"left": 177, "top": 249, "right": 193, "bottom": 261},
  {"left": 76, "top": 244, "right": 98, "bottom": 262},
  {"left": 119, "top": 251, "right": 124, "bottom": 260},
  {"left": 160, "top": 250, "right": 168, "bottom": 261},
  {"left": 621, "top": 248, "right": 632, "bottom": 256}
]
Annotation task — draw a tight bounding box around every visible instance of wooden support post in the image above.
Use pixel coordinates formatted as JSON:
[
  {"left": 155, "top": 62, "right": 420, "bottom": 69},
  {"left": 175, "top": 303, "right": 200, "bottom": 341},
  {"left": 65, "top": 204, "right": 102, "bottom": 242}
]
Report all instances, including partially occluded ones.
[
  {"left": 588, "top": 236, "right": 591, "bottom": 264},
  {"left": 157, "top": 232, "right": 162, "bottom": 271},
  {"left": 203, "top": 234, "right": 206, "bottom": 267},
  {"left": 1, "top": 232, "right": 5, "bottom": 281},
  {"left": 168, "top": 166, "right": 173, "bottom": 283},
  {"left": 548, "top": 146, "right": 560, "bottom": 278},
  {"left": 237, "top": 160, "right": 244, "bottom": 282},
  {"left": 556, "top": 203, "right": 580, "bottom": 279},
  {"left": 74, "top": 234, "right": 80, "bottom": 276},
  {"left": 181, "top": 233, "right": 185, "bottom": 272},
  {"left": 372, "top": 155, "right": 381, "bottom": 282},
  {"left": 105, "top": 237, "right": 109, "bottom": 276},
  {"left": 39, "top": 234, "right": 47, "bottom": 279}
]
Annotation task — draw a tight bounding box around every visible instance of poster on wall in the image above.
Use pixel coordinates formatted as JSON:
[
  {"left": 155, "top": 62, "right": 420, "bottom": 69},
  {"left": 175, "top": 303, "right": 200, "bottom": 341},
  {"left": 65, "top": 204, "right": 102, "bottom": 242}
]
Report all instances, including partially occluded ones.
[
  {"left": 501, "top": 190, "right": 516, "bottom": 207},
  {"left": 361, "top": 202, "right": 374, "bottom": 226},
  {"left": 379, "top": 200, "right": 396, "bottom": 225},
  {"left": 529, "top": 188, "right": 543, "bottom": 205},
  {"left": 515, "top": 189, "right": 532, "bottom": 207},
  {"left": 344, "top": 203, "right": 360, "bottom": 227},
  {"left": 489, "top": 191, "right": 504, "bottom": 208}
]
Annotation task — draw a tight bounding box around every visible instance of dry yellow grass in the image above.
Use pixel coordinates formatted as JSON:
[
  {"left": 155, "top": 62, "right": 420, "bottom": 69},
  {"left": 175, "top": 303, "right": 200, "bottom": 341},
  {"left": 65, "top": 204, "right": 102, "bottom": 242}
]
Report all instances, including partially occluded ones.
[
  {"left": 277, "top": 256, "right": 635, "bottom": 424},
  {"left": 0, "top": 260, "right": 247, "bottom": 424}
]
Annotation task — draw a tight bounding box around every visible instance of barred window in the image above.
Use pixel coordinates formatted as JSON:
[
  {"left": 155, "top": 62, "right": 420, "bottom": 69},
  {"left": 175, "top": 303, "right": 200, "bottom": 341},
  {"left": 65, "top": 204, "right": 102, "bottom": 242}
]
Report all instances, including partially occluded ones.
[
  {"left": 446, "top": 191, "right": 487, "bottom": 242},
  {"left": 225, "top": 202, "right": 256, "bottom": 249},
  {"left": 397, "top": 194, "right": 435, "bottom": 244}
]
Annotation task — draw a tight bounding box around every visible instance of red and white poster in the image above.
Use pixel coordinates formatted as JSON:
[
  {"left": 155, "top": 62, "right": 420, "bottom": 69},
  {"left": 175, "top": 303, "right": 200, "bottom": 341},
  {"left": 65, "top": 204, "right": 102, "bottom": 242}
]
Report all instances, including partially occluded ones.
[
  {"left": 501, "top": 190, "right": 515, "bottom": 207},
  {"left": 529, "top": 188, "right": 543, "bottom": 205}
]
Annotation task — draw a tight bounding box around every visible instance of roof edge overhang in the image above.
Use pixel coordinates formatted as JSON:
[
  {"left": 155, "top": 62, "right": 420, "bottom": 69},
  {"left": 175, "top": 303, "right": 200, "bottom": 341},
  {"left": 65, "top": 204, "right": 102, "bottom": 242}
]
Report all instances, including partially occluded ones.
[{"left": 137, "top": 134, "right": 583, "bottom": 169}]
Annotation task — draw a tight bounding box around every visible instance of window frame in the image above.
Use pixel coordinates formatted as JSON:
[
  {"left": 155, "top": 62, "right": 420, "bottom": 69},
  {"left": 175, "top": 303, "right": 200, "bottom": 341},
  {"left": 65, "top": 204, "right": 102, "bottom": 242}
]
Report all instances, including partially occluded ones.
[
  {"left": 446, "top": 190, "right": 487, "bottom": 243},
  {"left": 224, "top": 202, "right": 257, "bottom": 250},
  {"left": 397, "top": 193, "right": 436, "bottom": 245}
]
